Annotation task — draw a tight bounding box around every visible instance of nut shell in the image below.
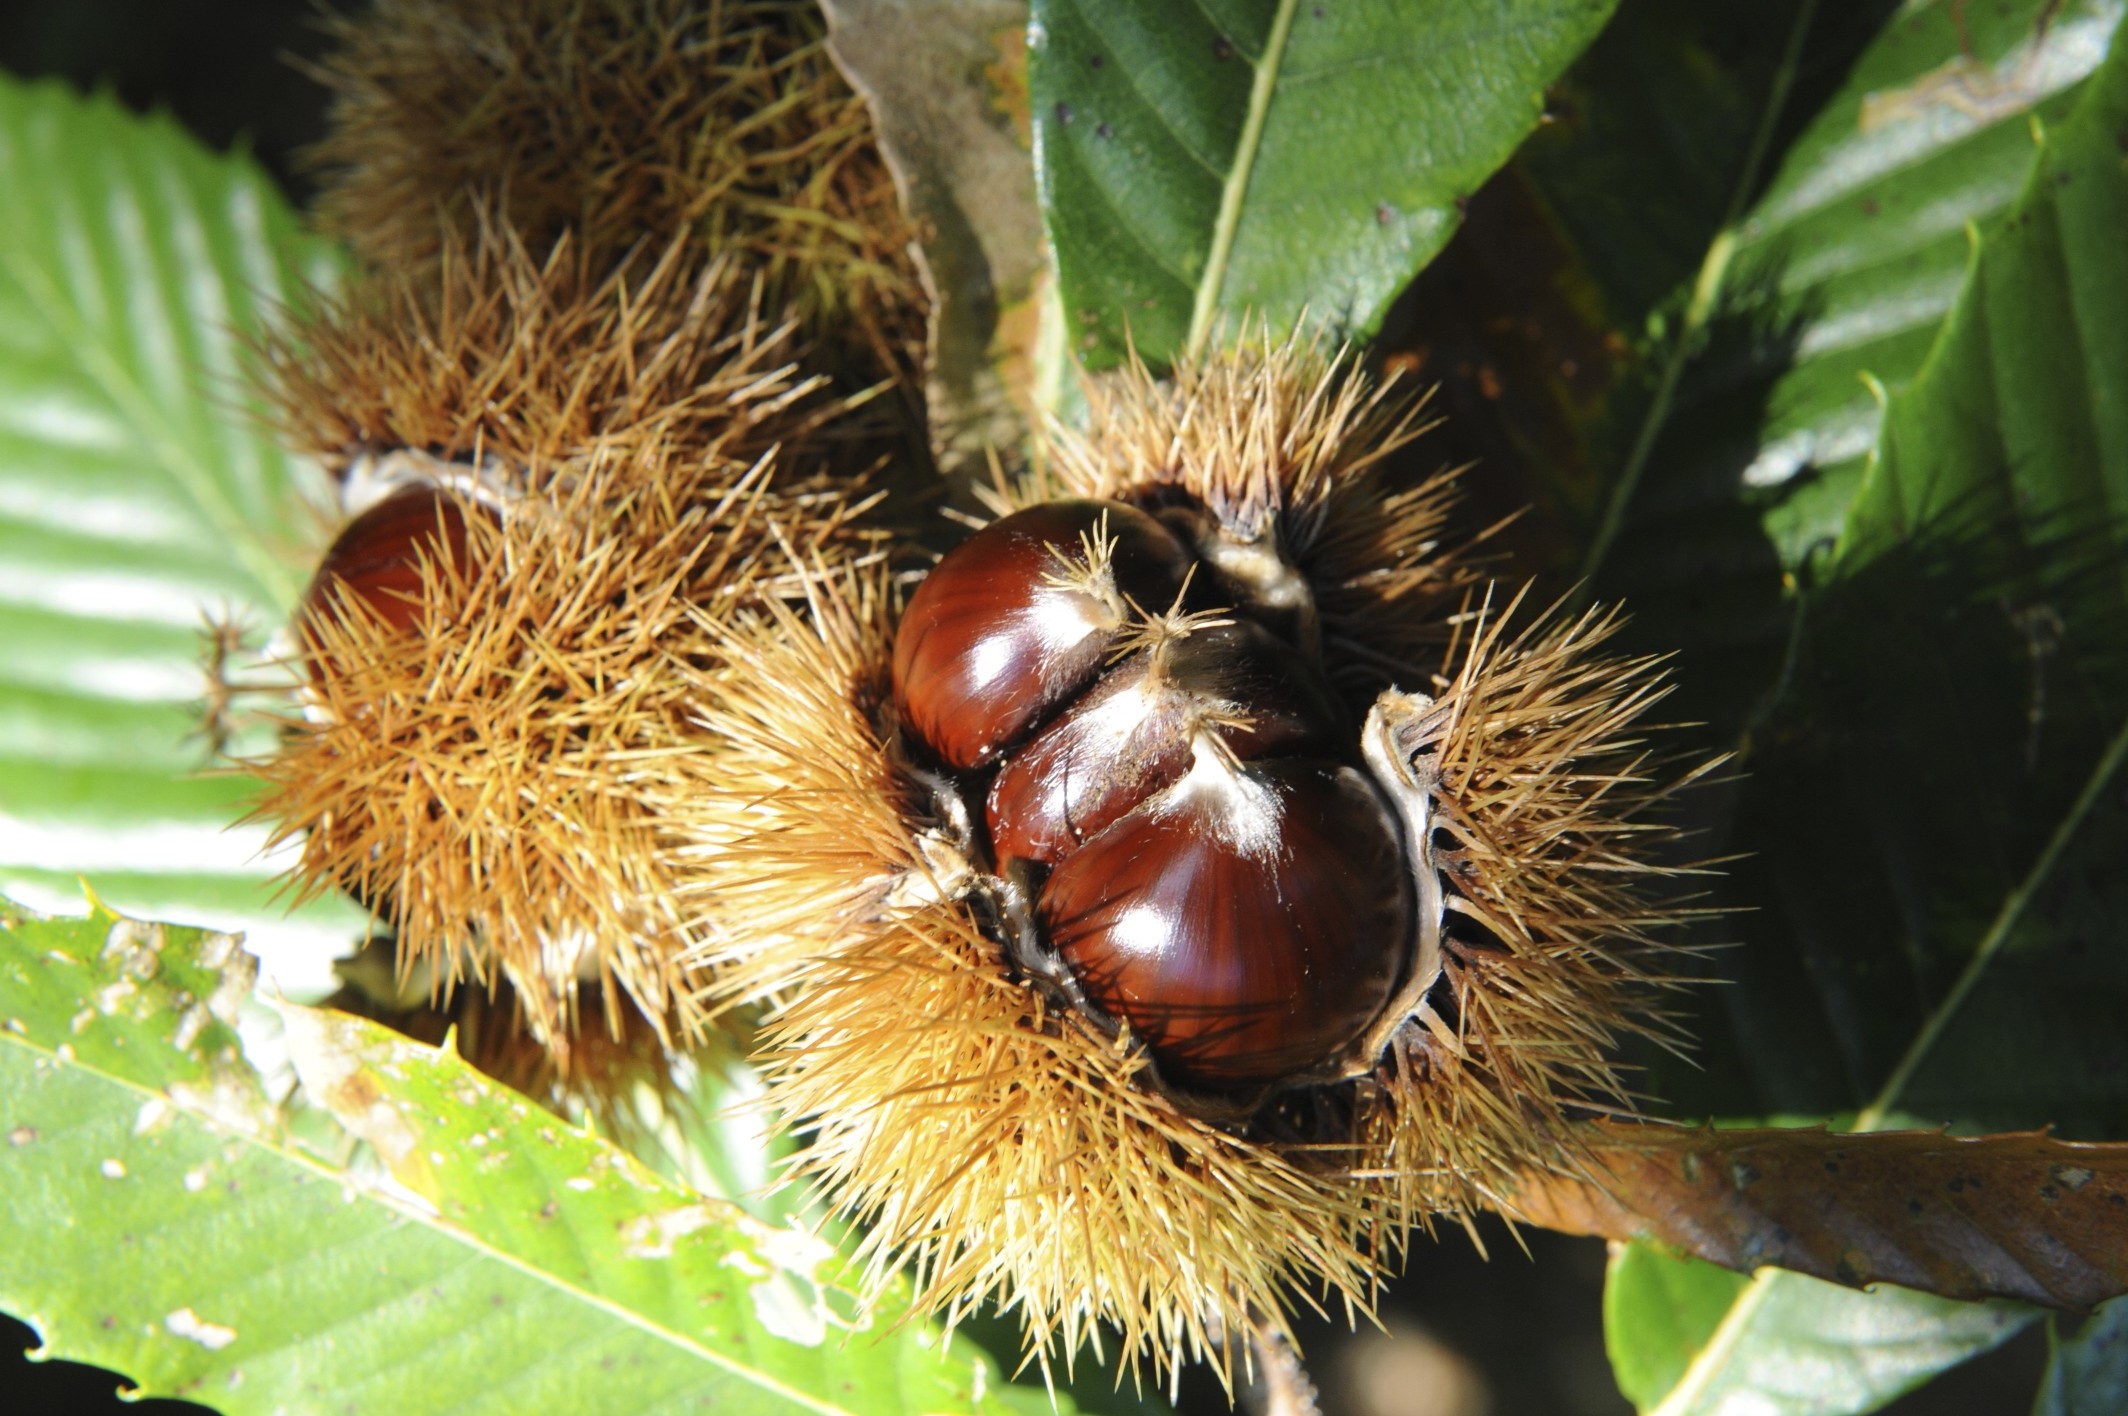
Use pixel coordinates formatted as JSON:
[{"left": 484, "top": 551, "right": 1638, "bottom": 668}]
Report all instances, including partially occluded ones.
[
  {"left": 298, "top": 485, "right": 478, "bottom": 659},
  {"left": 1038, "top": 753, "right": 1409, "bottom": 1091},
  {"left": 985, "top": 620, "right": 1345, "bottom": 865},
  {"left": 891, "top": 499, "right": 1190, "bottom": 769}
]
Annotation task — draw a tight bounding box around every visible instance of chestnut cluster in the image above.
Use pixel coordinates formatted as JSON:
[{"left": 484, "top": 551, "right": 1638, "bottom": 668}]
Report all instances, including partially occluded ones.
[{"left": 892, "top": 498, "right": 1413, "bottom": 1094}]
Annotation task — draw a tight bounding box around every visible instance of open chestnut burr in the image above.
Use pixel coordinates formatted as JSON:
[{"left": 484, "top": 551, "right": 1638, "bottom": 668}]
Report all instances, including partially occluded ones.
[{"left": 688, "top": 338, "right": 1699, "bottom": 1380}]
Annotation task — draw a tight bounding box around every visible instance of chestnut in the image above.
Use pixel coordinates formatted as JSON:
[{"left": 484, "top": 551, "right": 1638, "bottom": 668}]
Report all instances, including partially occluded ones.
[
  {"left": 985, "top": 619, "right": 1347, "bottom": 865},
  {"left": 297, "top": 483, "right": 478, "bottom": 661},
  {"left": 1037, "top": 749, "right": 1409, "bottom": 1091},
  {"left": 891, "top": 499, "right": 1191, "bottom": 769}
]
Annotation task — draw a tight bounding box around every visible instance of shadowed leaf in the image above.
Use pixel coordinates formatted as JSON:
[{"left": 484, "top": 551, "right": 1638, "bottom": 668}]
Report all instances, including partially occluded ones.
[
  {"left": 2035, "top": 1297, "right": 2128, "bottom": 1415},
  {"left": 824, "top": 0, "right": 1047, "bottom": 479},
  {"left": 1600, "top": 17, "right": 2128, "bottom": 1412}
]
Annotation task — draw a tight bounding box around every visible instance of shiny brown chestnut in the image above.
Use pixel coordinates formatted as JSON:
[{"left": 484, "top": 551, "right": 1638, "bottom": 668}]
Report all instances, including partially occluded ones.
[
  {"left": 985, "top": 619, "right": 1346, "bottom": 865},
  {"left": 297, "top": 484, "right": 479, "bottom": 670},
  {"left": 891, "top": 499, "right": 1192, "bottom": 770},
  {"left": 1037, "top": 749, "right": 1409, "bottom": 1092}
]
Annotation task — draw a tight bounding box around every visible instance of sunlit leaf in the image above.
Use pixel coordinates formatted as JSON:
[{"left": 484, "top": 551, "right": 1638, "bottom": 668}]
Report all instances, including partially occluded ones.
[
  {"left": 1028, "top": 0, "right": 1618, "bottom": 370},
  {"left": 0, "top": 898, "right": 1049, "bottom": 1415},
  {"left": 0, "top": 76, "right": 363, "bottom": 985}
]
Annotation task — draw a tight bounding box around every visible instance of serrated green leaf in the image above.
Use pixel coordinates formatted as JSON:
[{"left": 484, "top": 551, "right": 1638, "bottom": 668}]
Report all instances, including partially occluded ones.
[
  {"left": 1028, "top": 0, "right": 1619, "bottom": 370},
  {"left": 1491, "top": 0, "right": 2123, "bottom": 585},
  {"left": 0, "top": 898, "right": 1044, "bottom": 1415},
  {"left": 0, "top": 75, "right": 364, "bottom": 978},
  {"left": 1722, "top": 0, "right": 2128, "bottom": 1141},
  {"left": 2034, "top": 1297, "right": 2128, "bottom": 1416},
  {"left": 1609, "top": 22, "right": 2128, "bottom": 1416},
  {"left": 1836, "top": 52, "right": 2128, "bottom": 571},
  {"left": 1651, "top": 0, "right": 2123, "bottom": 574},
  {"left": 1399, "top": 0, "right": 2123, "bottom": 763}
]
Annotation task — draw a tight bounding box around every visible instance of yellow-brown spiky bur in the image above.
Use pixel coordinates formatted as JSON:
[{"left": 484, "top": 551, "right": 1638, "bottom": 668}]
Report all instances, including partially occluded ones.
[
  {"left": 305, "top": 0, "right": 921, "bottom": 384},
  {"left": 670, "top": 338, "right": 1717, "bottom": 1391},
  {"left": 677, "top": 565, "right": 1385, "bottom": 1386},
  {"left": 1349, "top": 591, "right": 1718, "bottom": 1239},
  {"left": 1034, "top": 332, "right": 1485, "bottom": 691},
  {"left": 255, "top": 219, "right": 846, "bottom": 488},
  {"left": 246, "top": 433, "right": 855, "bottom": 1045}
]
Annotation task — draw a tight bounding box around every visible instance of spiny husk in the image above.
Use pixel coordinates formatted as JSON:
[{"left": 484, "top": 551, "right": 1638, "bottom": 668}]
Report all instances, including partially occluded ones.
[
  {"left": 681, "top": 566, "right": 1384, "bottom": 1384},
  {"left": 1033, "top": 332, "right": 1485, "bottom": 692},
  {"left": 679, "top": 349, "right": 1707, "bottom": 1383},
  {"left": 1352, "top": 591, "right": 1715, "bottom": 1236},
  {"left": 256, "top": 219, "right": 846, "bottom": 482},
  {"left": 249, "top": 442, "right": 862, "bottom": 1044},
  {"left": 306, "top": 0, "right": 919, "bottom": 369}
]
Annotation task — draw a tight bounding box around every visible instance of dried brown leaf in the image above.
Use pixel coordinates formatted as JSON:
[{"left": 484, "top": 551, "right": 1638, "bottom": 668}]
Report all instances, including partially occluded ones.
[
  {"left": 1504, "top": 1119, "right": 2128, "bottom": 1310},
  {"left": 823, "top": 0, "right": 1045, "bottom": 481}
]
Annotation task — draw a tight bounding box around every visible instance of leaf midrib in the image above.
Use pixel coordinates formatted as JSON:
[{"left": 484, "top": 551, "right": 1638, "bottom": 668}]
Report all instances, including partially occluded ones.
[
  {"left": 0, "top": 1028, "right": 863, "bottom": 1416},
  {"left": 1184, "top": 0, "right": 1302, "bottom": 359},
  {"left": 1574, "top": 0, "right": 1819, "bottom": 592}
]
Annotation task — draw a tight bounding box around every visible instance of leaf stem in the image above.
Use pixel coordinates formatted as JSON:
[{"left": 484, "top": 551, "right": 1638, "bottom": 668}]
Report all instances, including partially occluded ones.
[
  {"left": 1856, "top": 707, "right": 2128, "bottom": 1131},
  {"left": 1575, "top": 0, "right": 1820, "bottom": 595},
  {"left": 1244, "top": 1315, "right": 1322, "bottom": 1416},
  {"left": 1187, "top": 0, "right": 1301, "bottom": 360}
]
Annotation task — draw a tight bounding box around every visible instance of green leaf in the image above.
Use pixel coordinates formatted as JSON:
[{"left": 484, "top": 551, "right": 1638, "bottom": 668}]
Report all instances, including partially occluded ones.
[
  {"left": 1410, "top": 0, "right": 2128, "bottom": 1118},
  {"left": 1606, "top": 21, "right": 2128, "bottom": 1416},
  {"left": 1614, "top": 0, "right": 2124, "bottom": 577},
  {"left": 1720, "top": 8, "right": 2128, "bottom": 1140},
  {"left": 1604, "top": 1244, "right": 1749, "bottom": 1411},
  {"left": 1437, "top": 0, "right": 2121, "bottom": 583},
  {"left": 0, "top": 75, "right": 364, "bottom": 980},
  {"left": 1621, "top": 1268, "right": 2034, "bottom": 1416},
  {"left": 1836, "top": 57, "right": 2128, "bottom": 569},
  {"left": 1397, "top": 0, "right": 2123, "bottom": 756},
  {"left": 0, "top": 898, "right": 1041, "bottom": 1415},
  {"left": 2034, "top": 1298, "right": 2128, "bottom": 1416},
  {"left": 1027, "top": 0, "right": 1619, "bottom": 370}
]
